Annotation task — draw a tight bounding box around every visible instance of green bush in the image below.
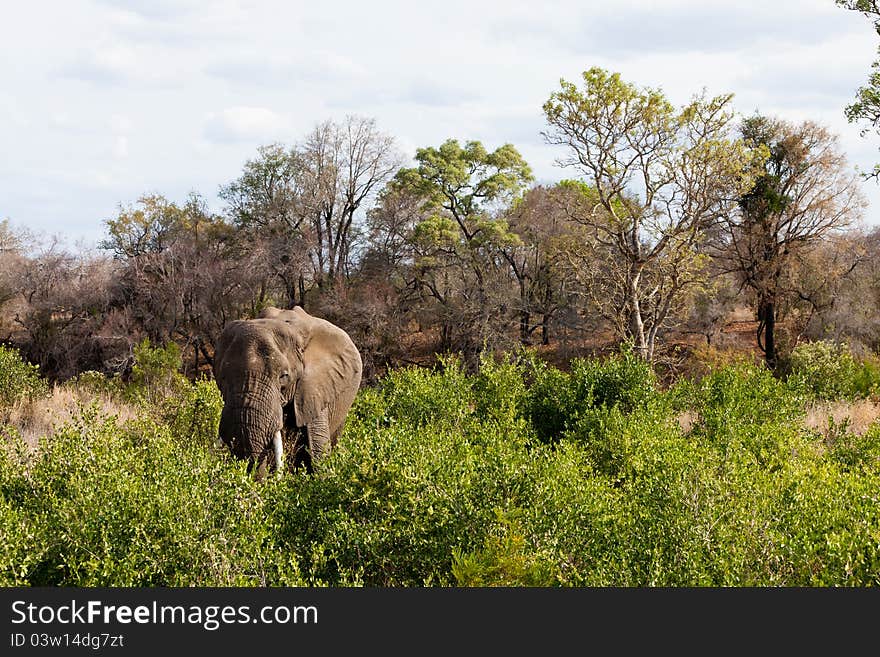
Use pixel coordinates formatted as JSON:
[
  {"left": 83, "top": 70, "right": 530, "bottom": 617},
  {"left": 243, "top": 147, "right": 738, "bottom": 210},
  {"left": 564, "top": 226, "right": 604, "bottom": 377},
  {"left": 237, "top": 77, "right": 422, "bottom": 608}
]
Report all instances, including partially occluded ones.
[
  {"left": 125, "top": 338, "right": 188, "bottom": 405},
  {"left": 569, "top": 348, "right": 658, "bottom": 412},
  {"left": 0, "top": 345, "right": 47, "bottom": 408},
  {"left": 68, "top": 369, "right": 124, "bottom": 397},
  {"left": 1, "top": 406, "right": 306, "bottom": 586},
  {"left": 521, "top": 357, "right": 575, "bottom": 443},
  {"left": 2, "top": 351, "right": 880, "bottom": 587},
  {"left": 170, "top": 376, "right": 224, "bottom": 446},
  {"left": 851, "top": 356, "right": 880, "bottom": 399},
  {"left": 785, "top": 340, "right": 879, "bottom": 400},
  {"left": 471, "top": 354, "right": 528, "bottom": 426},
  {"left": 0, "top": 432, "right": 47, "bottom": 586},
  {"left": 451, "top": 508, "right": 560, "bottom": 586},
  {"left": 524, "top": 349, "right": 659, "bottom": 444},
  {"left": 374, "top": 355, "right": 474, "bottom": 428}
]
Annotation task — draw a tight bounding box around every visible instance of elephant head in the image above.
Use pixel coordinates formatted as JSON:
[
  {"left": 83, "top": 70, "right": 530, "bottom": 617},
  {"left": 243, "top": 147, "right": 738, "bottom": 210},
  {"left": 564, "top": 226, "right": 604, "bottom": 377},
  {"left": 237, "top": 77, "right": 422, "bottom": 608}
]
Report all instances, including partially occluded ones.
[{"left": 212, "top": 306, "right": 362, "bottom": 478}]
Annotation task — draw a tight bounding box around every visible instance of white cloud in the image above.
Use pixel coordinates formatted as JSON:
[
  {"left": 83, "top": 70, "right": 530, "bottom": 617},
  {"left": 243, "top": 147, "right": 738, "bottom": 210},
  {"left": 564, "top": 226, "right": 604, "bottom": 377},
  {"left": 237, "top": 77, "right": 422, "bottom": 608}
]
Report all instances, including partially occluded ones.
[
  {"left": 203, "top": 107, "right": 291, "bottom": 144},
  {"left": 1, "top": 0, "right": 879, "bottom": 247},
  {"left": 113, "top": 136, "right": 130, "bottom": 159}
]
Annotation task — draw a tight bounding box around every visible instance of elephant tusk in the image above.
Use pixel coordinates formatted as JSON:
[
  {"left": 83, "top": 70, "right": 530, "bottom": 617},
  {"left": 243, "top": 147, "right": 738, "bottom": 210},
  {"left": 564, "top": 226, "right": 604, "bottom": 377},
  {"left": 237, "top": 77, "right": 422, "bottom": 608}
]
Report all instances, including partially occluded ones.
[{"left": 273, "top": 430, "right": 284, "bottom": 475}]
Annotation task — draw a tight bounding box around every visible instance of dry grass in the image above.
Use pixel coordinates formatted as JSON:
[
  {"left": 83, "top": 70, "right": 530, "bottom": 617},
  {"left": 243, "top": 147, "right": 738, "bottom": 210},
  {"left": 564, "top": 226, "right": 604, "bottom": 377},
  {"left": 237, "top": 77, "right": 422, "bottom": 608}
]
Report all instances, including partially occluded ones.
[
  {"left": 803, "top": 399, "right": 880, "bottom": 438},
  {"left": 676, "top": 399, "right": 880, "bottom": 439},
  {"left": 2, "top": 383, "right": 139, "bottom": 452},
  {"left": 676, "top": 409, "right": 700, "bottom": 435}
]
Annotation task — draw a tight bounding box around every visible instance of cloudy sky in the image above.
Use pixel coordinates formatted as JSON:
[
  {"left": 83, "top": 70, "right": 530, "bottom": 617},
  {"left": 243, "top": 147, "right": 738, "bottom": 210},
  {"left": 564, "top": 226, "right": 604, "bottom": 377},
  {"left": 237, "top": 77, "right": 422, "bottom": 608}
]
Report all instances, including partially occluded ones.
[{"left": 2, "top": 0, "right": 879, "bottom": 248}]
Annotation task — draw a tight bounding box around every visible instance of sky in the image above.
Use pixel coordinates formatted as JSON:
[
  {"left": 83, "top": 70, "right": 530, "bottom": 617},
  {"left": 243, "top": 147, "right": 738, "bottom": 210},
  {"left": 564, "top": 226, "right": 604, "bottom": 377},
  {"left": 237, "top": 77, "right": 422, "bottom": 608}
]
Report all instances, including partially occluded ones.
[{"left": 2, "top": 0, "right": 879, "bottom": 250}]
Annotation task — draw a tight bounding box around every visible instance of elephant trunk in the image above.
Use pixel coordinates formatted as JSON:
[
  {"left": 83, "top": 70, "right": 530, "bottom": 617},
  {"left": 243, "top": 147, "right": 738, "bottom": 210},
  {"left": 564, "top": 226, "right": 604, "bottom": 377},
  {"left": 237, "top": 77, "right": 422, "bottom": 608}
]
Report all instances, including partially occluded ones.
[{"left": 218, "top": 372, "right": 283, "bottom": 472}]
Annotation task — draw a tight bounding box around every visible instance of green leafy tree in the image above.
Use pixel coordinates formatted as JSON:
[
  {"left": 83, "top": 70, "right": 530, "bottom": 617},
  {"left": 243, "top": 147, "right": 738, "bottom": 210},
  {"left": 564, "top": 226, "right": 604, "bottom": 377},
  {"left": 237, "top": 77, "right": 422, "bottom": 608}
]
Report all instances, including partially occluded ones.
[
  {"left": 392, "top": 139, "right": 533, "bottom": 355},
  {"left": 837, "top": 0, "right": 880, "bottom": 179},
  {"left": 219, "top": 143, "right": 312, "bottom": 307},
  {"left": 543, "top": 68, "right": 760, "bottom": 361}
]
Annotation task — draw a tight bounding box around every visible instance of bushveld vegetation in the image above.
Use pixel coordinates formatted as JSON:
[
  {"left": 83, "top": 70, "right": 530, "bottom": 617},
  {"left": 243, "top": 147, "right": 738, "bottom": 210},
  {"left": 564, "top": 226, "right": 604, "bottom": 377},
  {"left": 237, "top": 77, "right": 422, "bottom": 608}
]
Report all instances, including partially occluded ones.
[
  {"left": 5, "top": 12, "right": 880, "bottom": 586},
  {"left": 1, "top": 340, "right": 879, "bottom": 586},
  {"left": 2, "top": 64, "right": 880, "bottom": 383}
]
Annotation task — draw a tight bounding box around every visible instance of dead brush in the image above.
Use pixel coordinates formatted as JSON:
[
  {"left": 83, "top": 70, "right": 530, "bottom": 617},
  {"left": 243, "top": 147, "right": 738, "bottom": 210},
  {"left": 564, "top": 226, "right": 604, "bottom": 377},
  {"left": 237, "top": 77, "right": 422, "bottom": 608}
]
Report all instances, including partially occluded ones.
[
  {"left": 2, "top": 382, "right": 139, "bottom": 452},
  {"left": 676, "top": 409, "right": 700, "bottom": 435},
  {"left": 803, "top": 399, "right": 880, "bottom": 441}
]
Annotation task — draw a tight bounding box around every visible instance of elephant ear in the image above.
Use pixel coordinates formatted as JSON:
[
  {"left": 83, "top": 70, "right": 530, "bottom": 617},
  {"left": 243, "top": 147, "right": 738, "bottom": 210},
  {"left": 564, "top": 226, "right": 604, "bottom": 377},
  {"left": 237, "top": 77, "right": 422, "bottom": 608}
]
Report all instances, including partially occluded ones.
[{"left": 275, "top": 308, "right": 361, "bottom": 427}]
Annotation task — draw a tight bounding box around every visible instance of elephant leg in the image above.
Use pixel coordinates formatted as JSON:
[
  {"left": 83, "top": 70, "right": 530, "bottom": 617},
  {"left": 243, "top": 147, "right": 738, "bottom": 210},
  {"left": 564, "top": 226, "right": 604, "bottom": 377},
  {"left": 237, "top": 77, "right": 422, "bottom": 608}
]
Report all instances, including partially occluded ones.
[
  {"left": 283, "top": 403, "right": 307, "bottom": 471},
  {"left": 253, "top": 457, "right": 268, "bottom": 481},
  {"left": 289, "top": 427, "right": 310, "bottom": 471},
  {"left": 287, "top": 412, "right": 331, "bottom": 474}
]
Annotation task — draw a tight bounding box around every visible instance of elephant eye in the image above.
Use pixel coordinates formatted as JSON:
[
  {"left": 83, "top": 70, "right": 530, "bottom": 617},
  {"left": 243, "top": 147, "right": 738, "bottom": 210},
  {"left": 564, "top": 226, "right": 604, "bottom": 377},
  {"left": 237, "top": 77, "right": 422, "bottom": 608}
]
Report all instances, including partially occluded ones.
[{"left": 279, "top": 372, "right": 290, "bottom": 384}]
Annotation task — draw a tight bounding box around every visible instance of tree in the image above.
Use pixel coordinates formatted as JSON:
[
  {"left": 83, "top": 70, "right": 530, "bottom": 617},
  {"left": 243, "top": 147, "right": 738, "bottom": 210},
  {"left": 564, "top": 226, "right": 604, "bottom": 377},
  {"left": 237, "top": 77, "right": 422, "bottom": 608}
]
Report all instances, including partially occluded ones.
[
  {"left": 787, "top": 230, "right": 869, "bottom": 347},
  {"left": 542, "top": 68, "right": 759, "bottom": 361},
  {"left": 347, "top": 182, "right": 434, "bottom": 375},
  {"left": 300, "top": 116, "right": 400, "bottom": 289},
  {"left": 712, "top": 115, "right": 865, "bottom": 369},
  {"left": 391, "top": 139, "right": 533, "bottom": 356},
  {"left": 219, "top": 117, "right": 400, "bottom": 306},
  {"left": 811, "top": 225, "right": 880, "bottom": 350},
  {"left": 503, "top": 185, "right": 577, "bottom": 345},
  {"left": 837, "top": 1, "right": 880, "bottom": 179},
  {"left": 0, "top": 219, "right": 30, "bottom": 317},
  {"left": 11, "top": 240, "right": 123, "bottom": 379},
  {"left": 103, "top": 193, "right": 256, "bottom": 374},
  {"left": 219, "top": 143, "right": 312, "bottom": 307}
]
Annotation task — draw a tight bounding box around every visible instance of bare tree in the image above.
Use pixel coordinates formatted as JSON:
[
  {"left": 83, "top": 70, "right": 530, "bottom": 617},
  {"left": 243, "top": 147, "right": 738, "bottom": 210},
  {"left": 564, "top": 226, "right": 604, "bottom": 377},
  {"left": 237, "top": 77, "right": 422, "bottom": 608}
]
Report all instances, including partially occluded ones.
[
  {"left": 103, "top": 193, "right": 262, "bottom": 374},
  {"left": 12, "top": 240, "right": 125, "bottom": 379},
  {"left": 787, "top": 230, "right": 868, "bottom": 348},
  {"left": 300, "top": 116, "right": 401, "bottom": 288}
]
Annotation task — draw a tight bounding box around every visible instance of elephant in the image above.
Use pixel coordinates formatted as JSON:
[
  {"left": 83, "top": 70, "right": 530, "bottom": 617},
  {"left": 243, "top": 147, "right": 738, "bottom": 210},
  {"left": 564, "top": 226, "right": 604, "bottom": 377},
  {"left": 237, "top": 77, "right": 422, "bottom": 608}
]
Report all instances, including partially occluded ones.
[{"left": 212, "top": 305, "right": 362, "bottom": 478}]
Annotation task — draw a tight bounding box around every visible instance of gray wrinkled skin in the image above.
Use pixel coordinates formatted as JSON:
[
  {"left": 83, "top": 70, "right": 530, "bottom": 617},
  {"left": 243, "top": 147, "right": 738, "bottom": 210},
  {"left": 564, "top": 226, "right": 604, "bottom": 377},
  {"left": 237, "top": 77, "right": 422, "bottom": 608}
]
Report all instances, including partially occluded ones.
[{"left": 213, "top": 306, "right": 362, "bottom": 478}]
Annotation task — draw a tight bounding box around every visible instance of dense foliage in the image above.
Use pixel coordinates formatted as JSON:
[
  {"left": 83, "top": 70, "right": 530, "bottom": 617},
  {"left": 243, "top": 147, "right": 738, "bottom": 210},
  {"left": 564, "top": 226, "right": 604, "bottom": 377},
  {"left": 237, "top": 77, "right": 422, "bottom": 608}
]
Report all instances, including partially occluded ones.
[{"left": 1, "top": 342, "right": 879, "bottom": 587}]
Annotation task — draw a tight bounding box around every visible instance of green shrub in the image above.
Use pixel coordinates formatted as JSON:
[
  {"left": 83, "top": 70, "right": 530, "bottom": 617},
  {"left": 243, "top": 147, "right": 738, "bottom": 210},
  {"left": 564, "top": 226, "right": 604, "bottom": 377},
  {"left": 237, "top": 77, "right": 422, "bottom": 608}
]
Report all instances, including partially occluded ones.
[
  {"left": 770, "top": 460, "right": 880, "bottom": 585},
  {"left": 824, "top": 418, "right": 880, "bottom": 474},
  {"left": 785, "top": 340, "right": 878, "bottom": 400},
  {"left": 275, "top": 418, "right": 521, "bottom": 586},
  {"left": 3, "top": 354, "right": 880, "bottom": 587},
  {"left": 451, "top": 508, "right": 560, "bottom": 586},
  {"left": 569, "top": 349, "right": 658, "bottom": 412},
  {"left": 6, "top": 406, "right": 306, "bottom": 586},
  {"left": 68, "top": 370, "right": 124, "bottom": 397},
  {"left": 374, "top": 355, "right": 474, "bottom": 428},
  {"left": 170, "top": 376, "right": 224, "bottom": 446},
  {"left": 851, "top": 356, "right": 880, "bottom": 399},
  {"left": 524, "top": 349, "right": 659, "bottom": 444},
  {"left": 471, "top": 354, "right": 528, "bottom": 426},
  {"left": 0, "top": 345, "right": 47, "bottom": 408},
  {"left": 0, "top": 432, "right": 47, "bottom": 586},
  {"left": 125, "top": 338, "right": 188, "bottom": 405},
  {"left": 521, "top": 358, "right": 575, "bottom": 443}
]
